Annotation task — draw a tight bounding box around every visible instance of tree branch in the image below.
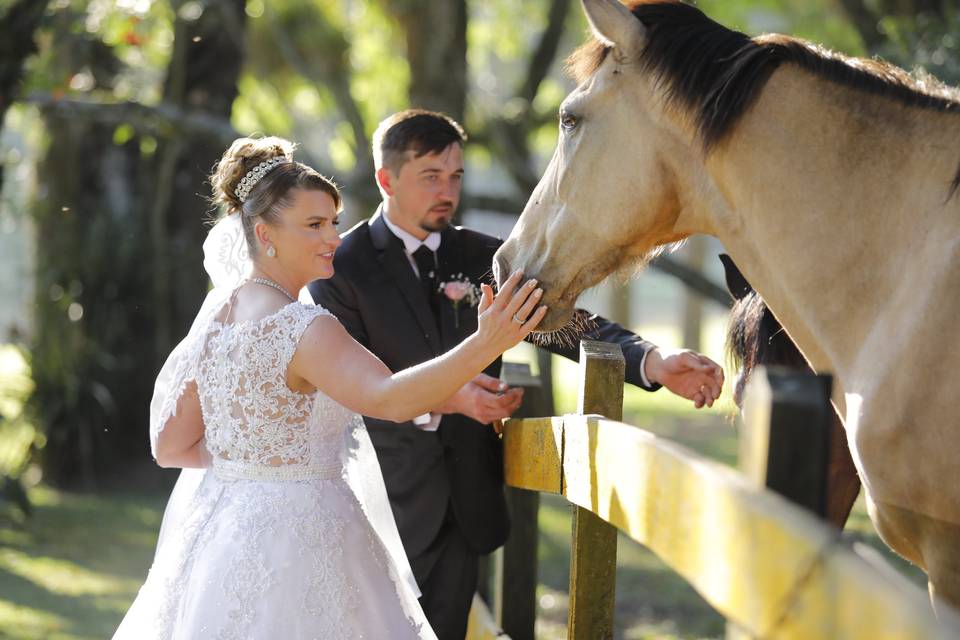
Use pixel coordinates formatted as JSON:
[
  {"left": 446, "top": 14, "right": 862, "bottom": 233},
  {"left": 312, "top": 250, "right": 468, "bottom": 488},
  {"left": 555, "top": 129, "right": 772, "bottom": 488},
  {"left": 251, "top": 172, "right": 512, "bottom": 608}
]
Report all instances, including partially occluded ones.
[
  {"left": 650, "top": 255, "right": 731, "bottom": 307},
  {"left": 517, "top": 0, "right": 572, "bottom": 105},
  {"left": 481, "top": 0, "right": 572, "bottom": 196},
  {"left": 24, "top": 94, "right": 239, "bottom": 142},
  {"left": 263, "top": 5, "right": 372, "bottom": 184}
]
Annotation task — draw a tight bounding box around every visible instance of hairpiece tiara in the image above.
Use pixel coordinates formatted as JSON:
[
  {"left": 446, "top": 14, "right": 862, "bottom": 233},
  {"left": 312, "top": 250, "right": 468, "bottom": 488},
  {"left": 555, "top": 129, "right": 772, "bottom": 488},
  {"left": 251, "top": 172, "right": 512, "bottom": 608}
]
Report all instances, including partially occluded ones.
[{"left": 235, "top": 156, "right": 288, "bottom": 203}]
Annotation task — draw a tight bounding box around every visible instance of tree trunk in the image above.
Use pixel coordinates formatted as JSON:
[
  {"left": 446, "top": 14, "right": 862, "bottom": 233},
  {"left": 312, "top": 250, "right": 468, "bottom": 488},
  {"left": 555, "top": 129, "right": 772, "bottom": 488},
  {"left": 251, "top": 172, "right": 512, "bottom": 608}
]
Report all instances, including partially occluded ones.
[
  {"left": 0, "top": 0, "right": 50, "bottom": 193},
  {"left": 391, "top": 0, "right": 468, "bottom": 123},
  {"left": 31, "top": 115, "right": 155, "bottom": 488},
  {"left": 32, "top": 0, "right": 246, "bottom": 489},
  {"left": 154, "top": 0, "right": 246, "bottom": 369}
]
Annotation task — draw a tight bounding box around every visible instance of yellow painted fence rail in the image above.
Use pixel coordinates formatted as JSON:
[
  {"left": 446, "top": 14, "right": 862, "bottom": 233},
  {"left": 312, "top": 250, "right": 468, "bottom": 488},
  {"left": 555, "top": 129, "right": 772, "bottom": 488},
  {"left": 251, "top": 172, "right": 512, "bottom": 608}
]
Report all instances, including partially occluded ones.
[{"left": 478, "top": 340, "right": 960, "bottom": 640}]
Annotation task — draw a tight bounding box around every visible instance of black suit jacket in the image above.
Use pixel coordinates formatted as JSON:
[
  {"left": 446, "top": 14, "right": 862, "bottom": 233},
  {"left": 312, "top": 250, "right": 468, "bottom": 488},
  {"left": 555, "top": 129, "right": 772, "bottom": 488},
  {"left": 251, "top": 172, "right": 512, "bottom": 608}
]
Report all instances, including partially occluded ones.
[{"left": 308, "top": 209, "right": 659, "bottom": 557}]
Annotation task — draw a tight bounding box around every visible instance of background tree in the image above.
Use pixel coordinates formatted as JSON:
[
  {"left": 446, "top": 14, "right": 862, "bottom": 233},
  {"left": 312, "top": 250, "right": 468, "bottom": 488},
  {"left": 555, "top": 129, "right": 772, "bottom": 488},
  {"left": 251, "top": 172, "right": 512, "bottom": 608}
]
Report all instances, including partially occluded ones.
[
  {"left": 0, "top": 0, "right": 50, "bottom": 195},
  {"left": 28, "top": 0, "right": 246, "bottom": 488},
  {"left": 837, "top": 0, "right": 959, "bottom": 83}
]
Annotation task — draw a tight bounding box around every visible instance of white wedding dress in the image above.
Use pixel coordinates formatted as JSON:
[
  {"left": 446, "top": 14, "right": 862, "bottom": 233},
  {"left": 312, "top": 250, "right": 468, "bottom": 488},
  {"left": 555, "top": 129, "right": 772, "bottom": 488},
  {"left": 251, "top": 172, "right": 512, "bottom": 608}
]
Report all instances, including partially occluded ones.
[{"left": 114, "top": 215, "right": 436, "bottom": 639}]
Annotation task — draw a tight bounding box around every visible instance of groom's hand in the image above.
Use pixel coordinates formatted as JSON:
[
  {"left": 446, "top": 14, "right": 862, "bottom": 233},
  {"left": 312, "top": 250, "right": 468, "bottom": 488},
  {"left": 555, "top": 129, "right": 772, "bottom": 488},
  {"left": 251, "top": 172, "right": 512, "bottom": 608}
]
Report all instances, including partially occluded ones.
[
  {"left": 437, "top": 373, "right": 524, "bottom": 424},
  {"left": 644, "top": 347, "right": 724, "bottom": 409}
]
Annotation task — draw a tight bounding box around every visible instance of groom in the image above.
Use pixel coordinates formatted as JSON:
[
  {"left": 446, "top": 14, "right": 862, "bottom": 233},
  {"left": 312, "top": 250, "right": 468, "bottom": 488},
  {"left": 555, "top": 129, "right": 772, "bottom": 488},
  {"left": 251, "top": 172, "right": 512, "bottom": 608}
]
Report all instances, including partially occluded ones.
[{"left": 309, "top": 109, "right": 723, "bottom": 639}]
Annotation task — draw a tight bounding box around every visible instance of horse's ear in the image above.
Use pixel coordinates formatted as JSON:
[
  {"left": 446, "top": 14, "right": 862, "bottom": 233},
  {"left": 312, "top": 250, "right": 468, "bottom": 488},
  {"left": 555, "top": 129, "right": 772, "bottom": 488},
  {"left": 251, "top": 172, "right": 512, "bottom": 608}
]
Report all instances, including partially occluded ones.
[
  {"left": 719, "top": 253, "right": 753, "bottom": 301},
  {"left": 582, "top": 0, "right": 646, "bottom": 57}
]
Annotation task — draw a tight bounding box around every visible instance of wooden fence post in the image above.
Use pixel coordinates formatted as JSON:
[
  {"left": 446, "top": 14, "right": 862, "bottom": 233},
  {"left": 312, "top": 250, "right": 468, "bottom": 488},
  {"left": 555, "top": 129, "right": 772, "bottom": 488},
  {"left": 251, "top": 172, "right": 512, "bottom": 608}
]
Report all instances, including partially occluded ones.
[
  {"left": 568, "top": 340, "right": 624, "bottom": 640},
  {"left": 491, "top": 360, "right": 552, "bottom": 640},
  {"left": 739, "top": 365, "right": 833, "bottom": 516},
  {"left": 729, "top": 365, "right": 833, "bottom": 640}
]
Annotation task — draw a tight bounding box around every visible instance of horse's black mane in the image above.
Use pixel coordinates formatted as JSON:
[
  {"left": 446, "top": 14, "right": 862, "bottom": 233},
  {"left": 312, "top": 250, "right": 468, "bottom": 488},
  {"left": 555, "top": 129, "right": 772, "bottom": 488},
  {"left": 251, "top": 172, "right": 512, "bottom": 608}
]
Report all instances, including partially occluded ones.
[{"left": 567, "top": 1, "right": 960, "bottom": 198}]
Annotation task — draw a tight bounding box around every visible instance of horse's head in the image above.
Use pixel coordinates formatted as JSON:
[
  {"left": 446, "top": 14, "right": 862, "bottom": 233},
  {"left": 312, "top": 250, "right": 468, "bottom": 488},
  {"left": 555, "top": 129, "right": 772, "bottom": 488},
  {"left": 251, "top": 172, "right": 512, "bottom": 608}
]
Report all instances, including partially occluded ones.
[{"left": 494, "top": 0, "right": 696, "bottom": 332}]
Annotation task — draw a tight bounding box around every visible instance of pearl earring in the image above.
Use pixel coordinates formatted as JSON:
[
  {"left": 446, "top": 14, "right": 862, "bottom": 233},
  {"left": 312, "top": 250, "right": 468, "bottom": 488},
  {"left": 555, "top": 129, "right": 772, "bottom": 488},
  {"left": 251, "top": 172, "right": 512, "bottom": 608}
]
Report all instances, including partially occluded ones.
[{"left": 267, "top": 245, "right": 277, "bottom": 258}]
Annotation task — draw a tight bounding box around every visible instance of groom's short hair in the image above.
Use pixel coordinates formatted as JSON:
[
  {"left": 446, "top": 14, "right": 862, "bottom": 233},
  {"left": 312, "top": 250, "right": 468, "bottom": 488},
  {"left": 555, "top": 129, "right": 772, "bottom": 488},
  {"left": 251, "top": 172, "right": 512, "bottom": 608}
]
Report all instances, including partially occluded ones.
[{"left": 373, "top": 109, "right": 467, "bottom": 174}]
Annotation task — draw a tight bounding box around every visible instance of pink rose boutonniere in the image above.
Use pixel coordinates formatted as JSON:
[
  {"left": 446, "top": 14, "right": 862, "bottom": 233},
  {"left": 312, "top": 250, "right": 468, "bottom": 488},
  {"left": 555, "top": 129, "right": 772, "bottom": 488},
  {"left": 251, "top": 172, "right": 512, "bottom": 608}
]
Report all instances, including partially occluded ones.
[{"left": 437, "top": 273, "right": 480, "bottom": 328}]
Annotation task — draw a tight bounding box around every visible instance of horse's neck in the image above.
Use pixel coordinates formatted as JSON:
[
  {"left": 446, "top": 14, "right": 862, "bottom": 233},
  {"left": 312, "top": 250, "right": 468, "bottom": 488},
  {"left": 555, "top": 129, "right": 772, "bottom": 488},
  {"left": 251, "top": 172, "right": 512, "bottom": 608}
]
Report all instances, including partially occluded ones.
[{"left": 698, "top": 65, "right": 960, "bottom": 388}]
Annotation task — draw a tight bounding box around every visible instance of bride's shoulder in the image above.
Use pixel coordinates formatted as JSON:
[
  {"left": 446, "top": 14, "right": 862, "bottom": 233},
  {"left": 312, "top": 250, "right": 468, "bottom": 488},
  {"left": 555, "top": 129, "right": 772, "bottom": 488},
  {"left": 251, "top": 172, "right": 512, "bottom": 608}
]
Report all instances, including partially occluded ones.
[
  {"left": 288, "top": 302, "right": 340, "bottom": 339},
  {"left": 288, "top": 300, "right": 335, "bottom": 322},
  {"left": 287, "top": 305, "right": 349, "bottom": 368}
]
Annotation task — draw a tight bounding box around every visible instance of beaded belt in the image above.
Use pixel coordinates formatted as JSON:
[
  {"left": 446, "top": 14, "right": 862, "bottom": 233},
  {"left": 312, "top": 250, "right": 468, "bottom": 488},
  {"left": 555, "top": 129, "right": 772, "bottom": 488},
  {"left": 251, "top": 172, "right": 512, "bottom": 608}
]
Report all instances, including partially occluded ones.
[{"left": 213, "top": 458, "right": 343, "bottom": 482}]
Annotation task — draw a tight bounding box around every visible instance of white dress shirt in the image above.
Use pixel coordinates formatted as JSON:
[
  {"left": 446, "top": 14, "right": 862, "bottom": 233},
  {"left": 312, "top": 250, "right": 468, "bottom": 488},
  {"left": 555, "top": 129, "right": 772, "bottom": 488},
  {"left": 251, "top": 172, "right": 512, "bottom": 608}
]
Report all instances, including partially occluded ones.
[
  {"left": 382, "top": 210, "right": 441, "bottom": 277},
  {"left": 382, "top": 209, "right": 443, "bottom": 431}
]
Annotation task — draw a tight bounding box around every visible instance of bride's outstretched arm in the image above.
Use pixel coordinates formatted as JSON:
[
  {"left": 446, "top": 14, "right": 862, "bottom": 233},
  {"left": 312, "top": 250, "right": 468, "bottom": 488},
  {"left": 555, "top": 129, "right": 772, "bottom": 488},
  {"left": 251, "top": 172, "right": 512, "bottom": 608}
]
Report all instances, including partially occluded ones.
[
  {"left": 289, "top": 270, "right": 546, "bottom": 423},
  {"left": 154, "top": 380, "right": 210, "bottom": 468}
]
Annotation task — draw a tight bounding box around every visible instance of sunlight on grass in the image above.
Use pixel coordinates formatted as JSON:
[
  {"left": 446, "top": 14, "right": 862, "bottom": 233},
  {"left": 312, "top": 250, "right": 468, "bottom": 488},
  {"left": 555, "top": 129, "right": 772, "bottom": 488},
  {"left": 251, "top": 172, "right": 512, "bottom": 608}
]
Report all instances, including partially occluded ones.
[
  {"left": 0, "top": 600, "right": 70, "bottom": 640},
  {"left": 0, "top": 485, "right": 163, "bottom": 639},
  {"left": 534, "top": 494, "right": 725, "bottom": 640},
  {"left": 0, "top": 549, "right": 139, "bottom": 597}
]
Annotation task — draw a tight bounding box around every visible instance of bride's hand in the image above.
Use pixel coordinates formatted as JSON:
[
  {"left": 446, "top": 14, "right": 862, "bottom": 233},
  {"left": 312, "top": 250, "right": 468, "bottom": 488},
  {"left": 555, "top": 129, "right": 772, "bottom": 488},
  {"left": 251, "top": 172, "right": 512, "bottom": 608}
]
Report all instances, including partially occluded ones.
[{"left": 475, "top": 270, "right": 547, "bottom": 354}]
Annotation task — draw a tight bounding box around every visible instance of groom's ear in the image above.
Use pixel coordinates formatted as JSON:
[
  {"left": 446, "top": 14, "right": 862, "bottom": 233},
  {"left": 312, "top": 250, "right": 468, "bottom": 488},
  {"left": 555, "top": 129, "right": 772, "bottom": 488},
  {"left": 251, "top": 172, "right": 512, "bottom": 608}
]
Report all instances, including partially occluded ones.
[{"left": 375, "top": 167, "right": 395, "bottom": 197}]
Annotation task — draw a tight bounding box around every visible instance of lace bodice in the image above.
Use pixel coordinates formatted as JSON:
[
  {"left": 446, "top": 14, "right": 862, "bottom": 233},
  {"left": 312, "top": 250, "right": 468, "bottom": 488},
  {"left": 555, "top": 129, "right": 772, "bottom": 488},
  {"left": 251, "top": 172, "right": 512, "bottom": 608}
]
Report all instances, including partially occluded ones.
[{"left": 195, "top": 302, "right": 354, "bottom": 480}]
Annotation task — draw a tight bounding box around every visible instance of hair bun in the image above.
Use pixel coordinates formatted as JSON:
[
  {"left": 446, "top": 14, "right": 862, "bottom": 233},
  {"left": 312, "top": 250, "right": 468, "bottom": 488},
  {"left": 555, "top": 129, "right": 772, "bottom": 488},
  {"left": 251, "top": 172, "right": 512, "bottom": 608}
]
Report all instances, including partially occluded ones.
[{"left": 210, "top": 136, "right": 296, "bottom": 212}]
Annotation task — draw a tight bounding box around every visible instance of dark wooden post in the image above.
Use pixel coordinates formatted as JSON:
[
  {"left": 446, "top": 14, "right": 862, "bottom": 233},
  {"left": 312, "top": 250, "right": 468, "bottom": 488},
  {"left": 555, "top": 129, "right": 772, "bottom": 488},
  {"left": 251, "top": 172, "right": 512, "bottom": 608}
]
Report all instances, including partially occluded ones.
[
  {"left": 568, "top": 340, "right": 624, "bottom": 640},
  {"left": 728, "top": 366, "right": 833, "bottom": 640},
  {"left": 739, "top": 365, "right": 833, "bottom": 516},
  {"left": 492, "top": 360, "right": 552, "bottom": 640}
]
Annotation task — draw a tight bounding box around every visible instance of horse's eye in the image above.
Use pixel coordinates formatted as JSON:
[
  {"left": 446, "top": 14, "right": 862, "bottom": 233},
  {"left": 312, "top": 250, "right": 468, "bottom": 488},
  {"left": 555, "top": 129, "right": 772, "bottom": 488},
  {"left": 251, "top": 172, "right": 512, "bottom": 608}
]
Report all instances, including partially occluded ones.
[{"left": 560, "top": 112, "right": 579, "bottom": 131}]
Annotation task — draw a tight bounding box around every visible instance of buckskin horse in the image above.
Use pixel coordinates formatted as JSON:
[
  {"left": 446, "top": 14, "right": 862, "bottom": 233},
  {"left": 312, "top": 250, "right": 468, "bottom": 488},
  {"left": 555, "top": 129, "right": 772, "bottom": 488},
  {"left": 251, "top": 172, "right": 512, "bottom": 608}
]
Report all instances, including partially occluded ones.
[{"left": 494, "top": 0, "right": 960, "bottom": 609}]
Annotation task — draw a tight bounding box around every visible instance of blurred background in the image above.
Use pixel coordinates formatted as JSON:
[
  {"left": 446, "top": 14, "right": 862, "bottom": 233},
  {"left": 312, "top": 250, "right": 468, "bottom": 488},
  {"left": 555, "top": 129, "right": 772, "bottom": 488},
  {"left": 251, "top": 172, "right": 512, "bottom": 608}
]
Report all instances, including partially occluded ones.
[{"left": 0, "top": 0, "right": 956, "bottom": 638}]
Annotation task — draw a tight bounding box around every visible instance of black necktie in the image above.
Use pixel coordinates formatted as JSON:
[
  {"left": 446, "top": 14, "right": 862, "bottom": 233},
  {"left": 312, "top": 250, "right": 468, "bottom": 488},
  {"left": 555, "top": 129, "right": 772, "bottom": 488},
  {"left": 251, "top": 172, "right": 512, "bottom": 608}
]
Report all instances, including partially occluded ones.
[{"left": 412, "top": 245, "right": 439, "bottom": 315}]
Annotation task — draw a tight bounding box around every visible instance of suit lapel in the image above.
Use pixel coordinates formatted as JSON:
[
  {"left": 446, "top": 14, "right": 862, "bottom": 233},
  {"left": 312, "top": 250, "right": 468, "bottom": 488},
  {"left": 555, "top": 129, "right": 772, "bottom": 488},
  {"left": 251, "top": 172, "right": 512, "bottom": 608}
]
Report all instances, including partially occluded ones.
[
  {"left": 369, "top": 209, "right": 442, "bottom": 354},
  {"left": 436, "top": 227, "right": 472, "bottom": 348}
]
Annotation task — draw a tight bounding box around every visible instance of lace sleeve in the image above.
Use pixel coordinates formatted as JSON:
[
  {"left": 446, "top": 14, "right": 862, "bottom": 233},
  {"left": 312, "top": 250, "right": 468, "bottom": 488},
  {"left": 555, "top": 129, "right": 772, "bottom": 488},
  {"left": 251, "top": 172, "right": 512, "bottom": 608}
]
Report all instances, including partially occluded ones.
[{"left": 277, "top": 302, "right": 336, "bottom": 367}]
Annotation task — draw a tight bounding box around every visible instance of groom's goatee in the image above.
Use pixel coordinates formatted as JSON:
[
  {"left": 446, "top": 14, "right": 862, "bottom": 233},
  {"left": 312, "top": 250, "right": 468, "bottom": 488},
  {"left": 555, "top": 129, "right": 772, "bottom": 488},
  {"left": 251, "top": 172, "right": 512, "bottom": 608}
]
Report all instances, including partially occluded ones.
[{"left": 421, "top": 219, "right": 451, "bottom": 232}]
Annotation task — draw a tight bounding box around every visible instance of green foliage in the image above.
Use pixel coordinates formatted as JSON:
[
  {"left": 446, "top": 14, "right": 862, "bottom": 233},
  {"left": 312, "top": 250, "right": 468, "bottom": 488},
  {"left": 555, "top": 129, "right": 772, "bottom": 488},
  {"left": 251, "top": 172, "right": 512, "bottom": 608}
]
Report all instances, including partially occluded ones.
[
  {"left": 24, "top": 0, "right": 173, "bottom": 104},
  {"left": 875, "top": 9, "right": 960, "bottom": 85},
  {"left": 697, "top": 0, "right": 865, "bottom": 54},
  {"left": 0, "top": 344, "right": 37, "bottom": 521},
  {"left": 239, "top": 0, "right": 409, "bottom": 170}
]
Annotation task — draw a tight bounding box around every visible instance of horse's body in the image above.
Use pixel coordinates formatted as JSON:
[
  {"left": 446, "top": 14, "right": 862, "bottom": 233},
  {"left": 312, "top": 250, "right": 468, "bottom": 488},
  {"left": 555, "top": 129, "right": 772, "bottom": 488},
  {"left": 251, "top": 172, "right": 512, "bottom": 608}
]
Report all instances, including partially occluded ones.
[{"left": 494, "top": 0, "right": 960, "bottom": 608}]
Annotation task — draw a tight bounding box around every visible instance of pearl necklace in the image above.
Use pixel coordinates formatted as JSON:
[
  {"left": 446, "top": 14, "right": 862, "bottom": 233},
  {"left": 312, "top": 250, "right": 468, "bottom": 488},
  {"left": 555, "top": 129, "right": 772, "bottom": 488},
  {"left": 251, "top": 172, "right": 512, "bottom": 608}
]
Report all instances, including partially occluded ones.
[{"left": 249, "top": 277, "right": 296, "bottom": 302}]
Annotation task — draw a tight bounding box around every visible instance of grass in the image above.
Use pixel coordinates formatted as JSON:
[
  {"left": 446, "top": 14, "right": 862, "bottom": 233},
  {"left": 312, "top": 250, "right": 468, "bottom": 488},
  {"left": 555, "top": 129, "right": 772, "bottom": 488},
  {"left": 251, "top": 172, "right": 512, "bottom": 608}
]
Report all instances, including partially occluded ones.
[{"left": 0, "top": 487, "right": 164, "bottom": 639}]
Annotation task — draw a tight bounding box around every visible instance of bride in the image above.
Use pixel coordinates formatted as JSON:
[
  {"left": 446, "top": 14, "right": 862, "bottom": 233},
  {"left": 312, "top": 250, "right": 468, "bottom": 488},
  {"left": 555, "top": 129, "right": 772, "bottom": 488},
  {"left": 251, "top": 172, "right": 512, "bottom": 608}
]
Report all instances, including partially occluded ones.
[{"left": 113, "top": 136, "right": 546, "bottom": 639}]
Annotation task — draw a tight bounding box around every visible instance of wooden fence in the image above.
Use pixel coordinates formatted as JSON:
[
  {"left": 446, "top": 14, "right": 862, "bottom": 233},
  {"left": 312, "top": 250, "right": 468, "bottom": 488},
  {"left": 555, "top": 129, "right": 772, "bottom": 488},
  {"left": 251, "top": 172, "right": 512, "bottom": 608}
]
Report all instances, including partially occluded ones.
[{"left": 466, "top": 340, "right": 960, "bottom": 640}]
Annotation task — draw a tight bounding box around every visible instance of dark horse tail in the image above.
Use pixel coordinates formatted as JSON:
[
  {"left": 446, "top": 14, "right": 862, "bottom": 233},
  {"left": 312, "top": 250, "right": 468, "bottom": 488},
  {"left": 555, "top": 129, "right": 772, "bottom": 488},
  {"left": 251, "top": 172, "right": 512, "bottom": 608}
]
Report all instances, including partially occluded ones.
[{"left": 721, "top": 254, "right": 807, "bottom": 407}]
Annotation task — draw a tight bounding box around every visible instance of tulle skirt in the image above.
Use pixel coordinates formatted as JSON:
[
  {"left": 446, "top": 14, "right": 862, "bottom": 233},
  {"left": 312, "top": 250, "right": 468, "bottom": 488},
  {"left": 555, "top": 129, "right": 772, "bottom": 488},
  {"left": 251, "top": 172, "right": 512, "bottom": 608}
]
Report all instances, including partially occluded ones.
[{"left": 114, "top": 471, "right": 435, "bottom": 639}]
